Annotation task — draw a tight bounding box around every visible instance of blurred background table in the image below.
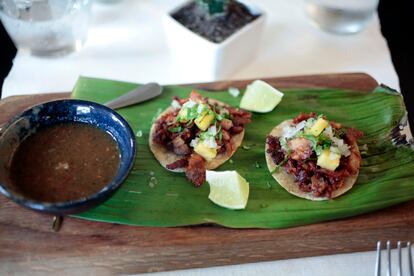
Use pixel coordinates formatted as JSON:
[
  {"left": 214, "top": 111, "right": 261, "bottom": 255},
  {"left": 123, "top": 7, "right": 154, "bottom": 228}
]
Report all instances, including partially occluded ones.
[
  {"left": 1, "top": 0, "right": 398, "bottom": 98},
  {"left": 0, "top": 0, "right": 407, "bottom": 275}
]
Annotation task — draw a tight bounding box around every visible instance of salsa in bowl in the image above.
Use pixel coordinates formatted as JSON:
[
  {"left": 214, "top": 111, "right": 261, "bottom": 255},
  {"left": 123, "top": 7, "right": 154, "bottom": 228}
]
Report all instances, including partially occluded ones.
[{"left": 0, "top": 99, "right": 136, "bottom": 215}]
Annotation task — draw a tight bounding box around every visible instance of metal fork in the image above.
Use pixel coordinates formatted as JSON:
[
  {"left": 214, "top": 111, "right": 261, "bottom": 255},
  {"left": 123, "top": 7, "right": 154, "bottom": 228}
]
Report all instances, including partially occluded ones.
[{"left": 375, "top": 241, "right": 413, "bottom": 276}]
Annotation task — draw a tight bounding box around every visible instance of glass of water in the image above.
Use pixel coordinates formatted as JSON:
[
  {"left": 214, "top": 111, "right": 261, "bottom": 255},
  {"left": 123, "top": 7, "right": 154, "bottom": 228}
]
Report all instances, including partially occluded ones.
[
  {"left": 305, "top": 0, "right": 379, "bottom": 34},
  {"left": 0, "top": 0, "right": 92, "bottom": 57}
]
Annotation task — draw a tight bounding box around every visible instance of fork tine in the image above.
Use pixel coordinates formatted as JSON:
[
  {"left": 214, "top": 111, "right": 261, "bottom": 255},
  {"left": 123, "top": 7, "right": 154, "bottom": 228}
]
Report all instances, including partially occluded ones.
[
  {"left": 376, "top": 241, "right": 382, "bottom": 276},
  {"left": 387, "top": 241, "right": 392, "bottom": 276},
  {"left": 408, "top": 241, "right": 413, "bottom": 276},
  {"left": 397, "top": 241, "right": 402, "bottom": 276}
]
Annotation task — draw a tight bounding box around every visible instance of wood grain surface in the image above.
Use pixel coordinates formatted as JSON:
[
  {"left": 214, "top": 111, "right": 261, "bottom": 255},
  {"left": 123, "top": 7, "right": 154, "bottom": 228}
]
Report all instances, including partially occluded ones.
[{"left": 1, "top": 73, "right": 413, "bottom": 275}]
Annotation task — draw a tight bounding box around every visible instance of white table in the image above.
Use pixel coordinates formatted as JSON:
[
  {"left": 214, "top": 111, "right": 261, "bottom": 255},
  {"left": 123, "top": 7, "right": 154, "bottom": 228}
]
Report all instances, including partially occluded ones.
[
  {"left": 1, "top": 1, "right": 403, "bottom": 275},
  {"left": 2, "top": 0, "right": 398, "bottom": 98}
]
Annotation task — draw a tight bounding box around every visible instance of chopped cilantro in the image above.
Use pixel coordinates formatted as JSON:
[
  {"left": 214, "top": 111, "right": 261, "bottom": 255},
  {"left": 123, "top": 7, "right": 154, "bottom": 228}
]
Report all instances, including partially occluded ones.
[
  {"left": 279, "top": 137, "right": 289, "bottom": 150},
  {"left": 199, "top": 131, "right": 208, "bottom": 140},
  {"left": 319, "top": 134, "right": 331, "bottom": 143},
  {"left": 315, "top": 146, "right": 323, "bottom": 156},
  {"left": 176, "top": 103, "right": 220, "bottom": 126},
  {"left": 187, "top": 107, "right": 199, "bottom": 121},
  {"left": 303, "top": 134, "right": 318, "bottom": 148},
  {"left": 270, "top": 149, "right": 291, "bottom": 174},
  {"left": 302, "top": 133, "right": 332, "bottom": 154},
  {"left": 217, "top": 125, "right": 223, "bottom": 141},
  {"left": 270, "top": 160, "right": 287, "bottom": 174},
  {"left": 168, "top": 126, "right": 183, "bottom": 133}
]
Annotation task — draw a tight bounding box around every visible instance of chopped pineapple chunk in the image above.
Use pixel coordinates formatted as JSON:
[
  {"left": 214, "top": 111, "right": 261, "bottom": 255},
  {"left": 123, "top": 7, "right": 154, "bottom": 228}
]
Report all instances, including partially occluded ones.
[
  {"left": 195, "top": 112, "right": 215, "bottom": 131},
  {"left": 194, "top": 142, "right": 217, "bottom": 161},
  {"left": 317, "top": 149, "right": 341, "bottom": 171},
  {"left": 177, "top": 108, "right": 189, "bottom": 123},
  {"left": 307, "top": 118, "right": 329, "bottom": 137}
]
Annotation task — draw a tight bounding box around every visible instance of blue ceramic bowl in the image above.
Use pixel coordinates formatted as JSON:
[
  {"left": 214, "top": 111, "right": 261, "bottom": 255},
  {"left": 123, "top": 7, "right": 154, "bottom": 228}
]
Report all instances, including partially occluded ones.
[{"left": 0, "top": 99, "right": 136, "bottom": 215}]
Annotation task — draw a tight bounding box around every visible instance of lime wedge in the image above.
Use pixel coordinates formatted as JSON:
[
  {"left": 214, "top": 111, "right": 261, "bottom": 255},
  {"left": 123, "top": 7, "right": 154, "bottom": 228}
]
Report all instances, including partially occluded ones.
[
  {"left": 206, "top": 170, "right": 249, "bottom": 210},
  {"left": 239, "top": 80, "right": 284, "bottom": 113}
]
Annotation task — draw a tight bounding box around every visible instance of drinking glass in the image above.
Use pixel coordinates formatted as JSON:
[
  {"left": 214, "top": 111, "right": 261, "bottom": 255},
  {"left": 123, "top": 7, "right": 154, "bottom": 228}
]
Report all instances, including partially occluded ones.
[
  {"left": 0, "top": 0, "right": 92, "bottom": 57},
  {"left": 305, "top": 0, "right": 379, "bottom": 34}
]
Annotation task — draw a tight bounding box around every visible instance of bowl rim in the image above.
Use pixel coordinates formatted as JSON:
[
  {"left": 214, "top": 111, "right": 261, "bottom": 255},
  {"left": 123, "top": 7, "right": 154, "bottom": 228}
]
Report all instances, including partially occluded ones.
[{"left": 0, "top": 99, "right": 137, "bottom": 214}]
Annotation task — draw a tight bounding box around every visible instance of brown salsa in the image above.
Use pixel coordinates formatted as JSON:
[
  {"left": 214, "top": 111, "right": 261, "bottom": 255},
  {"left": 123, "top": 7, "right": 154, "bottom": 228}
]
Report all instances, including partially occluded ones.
[{"left": 9, "top": 122, "right": 120, "bottom": 202}]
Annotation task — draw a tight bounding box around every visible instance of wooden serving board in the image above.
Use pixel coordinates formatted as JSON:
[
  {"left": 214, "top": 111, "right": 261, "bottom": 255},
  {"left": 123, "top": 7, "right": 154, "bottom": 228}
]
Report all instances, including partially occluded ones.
[{"left": 1, "top": 73, "right": 413, "bottom": 274}]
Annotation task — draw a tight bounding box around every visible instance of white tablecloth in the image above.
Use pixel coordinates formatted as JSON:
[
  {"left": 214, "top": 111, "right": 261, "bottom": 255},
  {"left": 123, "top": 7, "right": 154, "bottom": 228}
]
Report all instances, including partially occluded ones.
[
  {"left": 1, "top": 1, "right": 404, "bottom": 275},
  {"left": 2, "top": 0, "right": 398, "bottom": 98},
  {"left": 150, "top": 246, "right": 414, "bottom": 276}
]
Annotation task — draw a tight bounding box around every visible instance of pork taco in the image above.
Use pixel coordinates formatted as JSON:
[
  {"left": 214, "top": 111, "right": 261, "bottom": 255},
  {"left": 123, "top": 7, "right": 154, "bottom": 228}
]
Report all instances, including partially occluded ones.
[
  {"left": 150, "top": 90, "right": 251, "bottom": 186},
  {"left": 265, "top": 113, "right": 363, "bottom": 200}
]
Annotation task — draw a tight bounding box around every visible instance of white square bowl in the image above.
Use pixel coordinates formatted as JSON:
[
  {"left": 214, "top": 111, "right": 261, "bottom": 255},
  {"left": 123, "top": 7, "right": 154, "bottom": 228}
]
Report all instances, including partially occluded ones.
[{"left": 163, "top": 1, "right": 266, "bottom": 80}]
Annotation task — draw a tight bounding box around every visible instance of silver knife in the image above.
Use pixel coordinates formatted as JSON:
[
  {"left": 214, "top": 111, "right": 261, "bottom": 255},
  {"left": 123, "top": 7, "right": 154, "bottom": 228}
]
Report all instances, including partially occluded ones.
[{"left": 103, "top": 82, "right": 163, "bottom": 110}]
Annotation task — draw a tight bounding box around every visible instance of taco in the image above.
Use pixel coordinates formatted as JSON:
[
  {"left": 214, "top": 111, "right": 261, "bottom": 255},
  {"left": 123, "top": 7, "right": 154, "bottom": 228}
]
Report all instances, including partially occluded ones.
[
  {"left": 150, "top": 90, "right": 251, "bottom": 186},
  {"left": 265, "top": 112, "right": 363, "bottom": 200}
]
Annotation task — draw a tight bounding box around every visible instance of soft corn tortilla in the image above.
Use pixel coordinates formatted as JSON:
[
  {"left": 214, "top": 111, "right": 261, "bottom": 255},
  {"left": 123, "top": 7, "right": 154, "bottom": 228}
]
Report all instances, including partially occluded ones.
[
  {"left": 149, "top": 99, "right": 245, "bottom": 172},
  {"left": 265, "top": 119, "right": 360, "bottom": 201}
]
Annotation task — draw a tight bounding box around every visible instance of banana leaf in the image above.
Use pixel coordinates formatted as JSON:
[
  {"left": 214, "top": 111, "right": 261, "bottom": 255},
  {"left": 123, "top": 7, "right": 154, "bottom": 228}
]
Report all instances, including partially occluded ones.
[{"left": 71, "top": 77, "right": 414, "bottom": 228}]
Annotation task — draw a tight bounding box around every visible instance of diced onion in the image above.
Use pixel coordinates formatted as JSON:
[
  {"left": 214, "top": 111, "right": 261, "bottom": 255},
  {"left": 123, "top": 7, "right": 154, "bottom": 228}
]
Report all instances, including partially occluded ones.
[
  {"left": 332, "top": 137, "right": 351, "bottom": 157},
  {"left": 282, "top": 120, "right": 306, "bottom": 139},
  {"left": 305, "top": 118, "right": 316, "bottom": 129},
  {"left": 323, "top": 126, "right": 351, "bottom": 157},
  {"left": 171, "top": 100, "right": 181, "bottom": 110},
  {"left": 203, "top": 137, "right": 218, "bottom": 149},
  {"left": 228, "top": 87, "right": 240, "bottom": 97},
  {"left": 323, "top": 126, "right": 334, "bottom": 138},
  {"left": 183, "top": 100, "right": 196, "bottom": 109},
  {"left": 197, "top": 104, "right": 205, "bottom": 114},
  {"left": 190, "top": 138, "right": 199, "bottom": 148},
  {"left": 208, "top": 125, "right": 217, "bottom": 136}
]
